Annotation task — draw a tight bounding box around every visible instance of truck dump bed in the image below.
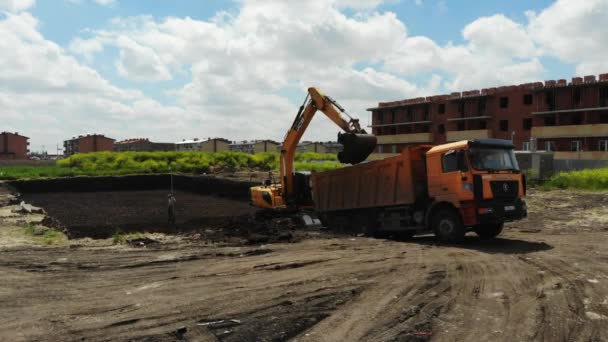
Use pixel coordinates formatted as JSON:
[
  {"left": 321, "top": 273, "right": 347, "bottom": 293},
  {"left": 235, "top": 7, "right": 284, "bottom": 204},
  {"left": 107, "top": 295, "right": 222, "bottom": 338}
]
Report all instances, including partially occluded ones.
[{"left": 312, "top": 146, "right": 430, "bottom": 212}]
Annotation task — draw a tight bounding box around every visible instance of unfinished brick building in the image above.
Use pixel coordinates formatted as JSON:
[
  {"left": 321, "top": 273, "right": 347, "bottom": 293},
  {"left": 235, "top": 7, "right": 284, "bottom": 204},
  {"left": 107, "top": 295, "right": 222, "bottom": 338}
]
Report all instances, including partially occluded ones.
[
  {"left": 0, "top": 132, "right": 29, "bottom": 159},
  {"left": 368, "top": 72, "right": 608, "bottom": 161},
  {"left": 64, "top": 134, "right": 115, "bottom": 156}
]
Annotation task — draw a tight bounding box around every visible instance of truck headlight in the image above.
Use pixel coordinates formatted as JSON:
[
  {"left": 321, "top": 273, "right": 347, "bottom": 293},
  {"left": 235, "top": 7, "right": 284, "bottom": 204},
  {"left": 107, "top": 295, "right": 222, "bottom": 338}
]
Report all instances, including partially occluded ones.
[{"left": 462, "top": 182, "right": 473, "bottom": 191}]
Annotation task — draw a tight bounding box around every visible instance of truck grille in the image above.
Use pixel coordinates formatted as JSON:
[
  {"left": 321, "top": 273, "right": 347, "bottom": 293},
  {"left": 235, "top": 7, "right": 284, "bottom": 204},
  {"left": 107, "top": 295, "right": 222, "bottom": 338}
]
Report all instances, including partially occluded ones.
[{"left": 490, "top": 181, "right": 518, "bottom": 199}]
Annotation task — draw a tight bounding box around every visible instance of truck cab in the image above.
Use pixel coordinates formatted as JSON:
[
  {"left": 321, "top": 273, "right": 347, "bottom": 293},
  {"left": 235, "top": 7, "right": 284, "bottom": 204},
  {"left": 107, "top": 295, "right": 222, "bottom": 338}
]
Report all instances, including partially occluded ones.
[{"left": 425, "top": 138, "right": 527, "bottom": 241}]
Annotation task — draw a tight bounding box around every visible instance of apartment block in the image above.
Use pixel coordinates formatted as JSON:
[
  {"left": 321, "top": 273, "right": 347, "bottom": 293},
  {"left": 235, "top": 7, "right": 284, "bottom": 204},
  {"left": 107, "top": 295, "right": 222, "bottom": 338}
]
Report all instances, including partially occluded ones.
[
  {"left": 175, "top": 138, "right": 230, "bottom": 152},
  {"left": 368, "top": 72, "right": 608, "bottom": 161},
  {"left": 64, "top": 134, "right": 115, "bottom": 156},
  {"left": 0, "top": 132, "right": 29, "bottom": 160},
  {"left": 229, "top": 140, "right": 279, "bottom": 154}
]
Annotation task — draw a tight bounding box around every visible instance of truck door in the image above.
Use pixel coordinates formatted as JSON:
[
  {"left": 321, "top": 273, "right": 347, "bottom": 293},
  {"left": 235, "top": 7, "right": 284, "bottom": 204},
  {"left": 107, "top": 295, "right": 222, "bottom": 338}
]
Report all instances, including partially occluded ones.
[{"left": 435, "top": 149, "right": 468, "bottom": 202}]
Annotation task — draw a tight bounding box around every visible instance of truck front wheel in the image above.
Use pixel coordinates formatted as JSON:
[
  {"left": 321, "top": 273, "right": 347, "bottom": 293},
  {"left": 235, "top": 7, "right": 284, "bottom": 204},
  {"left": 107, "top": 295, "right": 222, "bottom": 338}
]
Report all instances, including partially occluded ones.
[
  {"left": 432, "top": 209, "right": 465, "bottom": 243},
  {"left": 474, "top": 223, "right": 503, "bottom": 239}
]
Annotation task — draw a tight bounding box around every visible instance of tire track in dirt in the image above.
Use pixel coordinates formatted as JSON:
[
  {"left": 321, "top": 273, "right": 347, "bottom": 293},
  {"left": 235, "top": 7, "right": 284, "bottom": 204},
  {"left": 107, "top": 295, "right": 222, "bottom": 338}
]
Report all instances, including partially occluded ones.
[{"left": 518, "top": 255, "right": 608, "bottom": 341}]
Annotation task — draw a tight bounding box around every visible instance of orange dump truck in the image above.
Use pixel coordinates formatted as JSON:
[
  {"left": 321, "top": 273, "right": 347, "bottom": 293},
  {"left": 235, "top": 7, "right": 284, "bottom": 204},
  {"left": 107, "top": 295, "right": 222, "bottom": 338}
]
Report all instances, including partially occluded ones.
[{"left": 311, "top": 139, "right": 527, "bottom": 242}]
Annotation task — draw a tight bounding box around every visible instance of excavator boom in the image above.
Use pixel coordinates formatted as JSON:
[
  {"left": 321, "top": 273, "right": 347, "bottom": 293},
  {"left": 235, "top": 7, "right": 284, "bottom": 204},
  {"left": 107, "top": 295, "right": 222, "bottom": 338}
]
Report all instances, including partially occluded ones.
[{"left": 250, "top": 87, "right": 377, "bottom": 211}]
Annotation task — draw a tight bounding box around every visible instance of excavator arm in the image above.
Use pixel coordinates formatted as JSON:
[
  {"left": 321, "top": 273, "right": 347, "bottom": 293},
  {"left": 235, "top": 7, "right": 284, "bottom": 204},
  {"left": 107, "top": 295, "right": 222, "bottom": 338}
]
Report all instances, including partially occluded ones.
[
  {"left": 250, "top": 87, "right": 376, "bottom": 211},
  {"left": 280, "top": 87, "right": 376, "bottom": 204}
]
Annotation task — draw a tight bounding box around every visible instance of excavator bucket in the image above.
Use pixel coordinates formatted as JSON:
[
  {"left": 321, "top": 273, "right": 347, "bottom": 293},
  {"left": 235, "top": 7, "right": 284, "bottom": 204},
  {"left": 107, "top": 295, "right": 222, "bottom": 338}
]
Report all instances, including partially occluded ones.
[{"left": 337, "top": 132, "right": 377, "bottom": 164}]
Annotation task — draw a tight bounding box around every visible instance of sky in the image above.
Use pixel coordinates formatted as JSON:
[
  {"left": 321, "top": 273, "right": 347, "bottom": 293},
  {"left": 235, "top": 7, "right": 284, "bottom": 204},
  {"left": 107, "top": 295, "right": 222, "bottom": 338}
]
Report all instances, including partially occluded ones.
[{"left": 0, "top": 0, "right": 607, "bottom": 153}]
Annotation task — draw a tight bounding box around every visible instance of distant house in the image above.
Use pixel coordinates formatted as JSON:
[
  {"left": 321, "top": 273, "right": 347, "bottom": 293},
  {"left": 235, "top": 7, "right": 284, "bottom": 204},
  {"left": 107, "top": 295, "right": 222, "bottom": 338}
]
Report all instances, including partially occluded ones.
[
  {"left": 229, "top": 140, "right": 280, "bottom": 154},
  {"left": 0, "top": 132, "right": 29, "bottom": 160},
  {"left": 64, "top": 134, "right": 114, "bottom": 156},
  {"left": 114, "top": 138, "right": 175, "bottom": 152},
  {"left": 200, "top": 138, "right": 231, "bottom": 152},
  {"left": 176, "top": 138, "right": 204, "bottom": 151},
  {"left": 175, "top": 138, "right": 231, "bottom": 152},
  {"left": 277, "top": 141, "right": 342, "bottom": 154}
]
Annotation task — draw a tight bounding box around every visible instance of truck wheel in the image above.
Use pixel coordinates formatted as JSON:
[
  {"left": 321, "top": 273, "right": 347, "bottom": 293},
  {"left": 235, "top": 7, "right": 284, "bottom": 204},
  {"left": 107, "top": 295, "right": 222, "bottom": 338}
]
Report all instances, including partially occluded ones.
[
  {"left": 474, "top": 223, "right": 503, "bottom": 239},
  {"left": 432, "top": 209, "right": 465, "bottom": 243}
]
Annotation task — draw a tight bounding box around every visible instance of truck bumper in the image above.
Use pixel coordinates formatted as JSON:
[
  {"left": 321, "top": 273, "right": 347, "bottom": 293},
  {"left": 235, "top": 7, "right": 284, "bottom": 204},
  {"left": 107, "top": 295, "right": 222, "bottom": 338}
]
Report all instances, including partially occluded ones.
[{"left": 476, "top": 198, "right": 527, "bottom": 224}]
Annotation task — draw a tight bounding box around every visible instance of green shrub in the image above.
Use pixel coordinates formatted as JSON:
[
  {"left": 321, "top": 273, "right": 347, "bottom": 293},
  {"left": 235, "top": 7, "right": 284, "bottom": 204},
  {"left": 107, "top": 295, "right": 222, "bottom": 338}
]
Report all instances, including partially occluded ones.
[
  {"left": 544, "top": 168, "right": 608, "bottom": 190},
  {"left": 3, "top": 151, "right": 344, "bottom": 179}
]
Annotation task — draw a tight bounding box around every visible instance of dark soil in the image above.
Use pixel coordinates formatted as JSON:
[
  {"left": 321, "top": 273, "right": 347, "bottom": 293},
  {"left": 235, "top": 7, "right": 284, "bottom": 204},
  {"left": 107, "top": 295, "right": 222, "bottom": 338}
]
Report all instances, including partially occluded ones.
[{"left": 21, "top": 190, "right": 256, "bottom": 239}]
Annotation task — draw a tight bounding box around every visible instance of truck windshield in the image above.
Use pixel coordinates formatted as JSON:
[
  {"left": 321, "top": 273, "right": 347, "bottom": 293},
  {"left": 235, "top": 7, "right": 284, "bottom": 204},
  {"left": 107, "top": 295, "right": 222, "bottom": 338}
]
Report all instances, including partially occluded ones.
[{"left": 468, "top": 147, "right": 519, "bottom": 171}]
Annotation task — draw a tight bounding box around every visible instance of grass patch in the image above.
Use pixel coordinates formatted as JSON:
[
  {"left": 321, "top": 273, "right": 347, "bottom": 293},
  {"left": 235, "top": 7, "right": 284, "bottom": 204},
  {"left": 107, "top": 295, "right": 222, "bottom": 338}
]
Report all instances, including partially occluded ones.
[
  {"left": 0, "top": 151, "right": 344, "bottom": 180},
  {"left": 23, "top": 224, "right": 67, "bottom": 245},
  {"left": 543, "top": 168, "right": 608, "bottom": 191},
  {"left": 112, "top": 230, "right": 146, "bottom": 245}
]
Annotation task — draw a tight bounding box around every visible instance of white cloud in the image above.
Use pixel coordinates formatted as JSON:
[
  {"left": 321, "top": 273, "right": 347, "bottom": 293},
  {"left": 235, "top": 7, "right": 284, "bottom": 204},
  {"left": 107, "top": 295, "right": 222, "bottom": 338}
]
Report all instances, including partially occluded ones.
[
  {"left": 0, "top": 0, "right": 35, "bottom": 12},
  {"left": 528, "top": 0, "right": 608, "bottom": 75},
  {"left": 6, "top": 0, "right": 608, "bottom": 151},
  {"left": 93, "top": 0, "right": 115, "bottom": 5},
  {"left": 115, "top": 36, "right": 172, "bottom": 82},
  {"left": 66, "top": 0, "right": 116, "bottom": 6},
  {"left": 0, "top": 11, "right": 191, "bottom": 152}
]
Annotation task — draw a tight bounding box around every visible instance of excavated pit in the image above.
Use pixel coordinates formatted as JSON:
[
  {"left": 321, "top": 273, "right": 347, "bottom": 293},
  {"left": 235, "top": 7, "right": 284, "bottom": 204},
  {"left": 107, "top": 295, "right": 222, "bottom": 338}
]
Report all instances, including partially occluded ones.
[{"left": 8, "top": 175, "right": 259, "bottom": 239}]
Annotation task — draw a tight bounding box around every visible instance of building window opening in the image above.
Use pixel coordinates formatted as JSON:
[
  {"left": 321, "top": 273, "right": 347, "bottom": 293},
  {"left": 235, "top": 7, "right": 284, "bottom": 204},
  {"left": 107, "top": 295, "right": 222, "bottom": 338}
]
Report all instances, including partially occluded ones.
[
  {"left": 438, "top": 124, "right": 445, "bottom": 134},
  {"left": 377, "top": 111, "right": 383, "bottom": 124},
  {"left": 523, "top": 118, "right": 532, "bottom": 130},
  {"left": 406, "top": 108, "right": 413, "bottom": 122},
  {"left": 391, "top": 110, "right": 396, "bottom": 123},
  {"left": 421, "top": 124, "right": 430, "bottom": 133},
  {"left": 599, "top": 140, "right": 608, "bottom": 152},
  {"left": 500, "top": 97, "right": 509, "bottom": 108},
  {"left": 458, "top": 101, "right": 464, "bottom": 117},
  {"left": 499, "top": 120, "right": 509, "bottom": 132},
  {"left": 573, "top": 87, "right": 582, "bottom": 106},
  {"left": 571, "top": 140, "right": 582, "bottom": 152},
  {"left": 457, "top": 122, "right": 465, "bottom": 131},
  {"left": 438, "top": 103, "right": 446, "bottom": 114},
  {"left": 390, "top": 127, "right": 397, "bottom": 135},
  {"left": 600, "top": 87, "right": 608, "bottom": 107},
  {"left": 523, "top": 94, "right": 533, "bottom": 105},
  {"left": 544, "top": 116, "right": 556, "bottom": 126},
  {"left": 546, "top": 92, "right": 555, "bottom": 111},
  {"left": 571, "top": 113, "right": 583, "bottom": 125},
  {"left": 478, "top": 98, "right": 487, "bottom": 115},
  {"left": 545, "top": 141, "right": 555, "bottom": 152},
  {"left": 391, "top": 145, "right": 398, "bottom": 153},
  {"left": 479, "top": 121, "right": 487, "bottom": 129},
  {"left": 600, "top": 112, "right": 608, "bottom": 124},
  {"left": 423, "top": 105, "right": 430, "bottom": 121},
  {"left": 522, "top": 142, "right": 530, "bottom": 151}
]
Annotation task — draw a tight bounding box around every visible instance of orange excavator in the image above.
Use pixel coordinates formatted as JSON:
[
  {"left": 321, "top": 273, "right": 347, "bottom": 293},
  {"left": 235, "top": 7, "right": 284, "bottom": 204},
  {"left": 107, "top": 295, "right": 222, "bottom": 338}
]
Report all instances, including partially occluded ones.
[{"left": 250, "top": 87, "right": 377, "bottom": 214}]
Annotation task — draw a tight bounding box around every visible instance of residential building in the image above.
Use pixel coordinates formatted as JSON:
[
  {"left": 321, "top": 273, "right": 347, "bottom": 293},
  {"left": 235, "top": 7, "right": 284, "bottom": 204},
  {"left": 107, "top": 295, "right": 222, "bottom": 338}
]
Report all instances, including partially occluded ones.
[
  {"left": 175, "top": 138, "right": 204, "bottom": 151},
  {"left": 200, "top": 138, "right": 231, "bottom": 152},
  {"left": 230, "top": 140, "right": 279, "bottom": 154},
  {"left": 175, "top": 138, "right": 231, "bottom": 152},
  {"left": 114, "top": 138, "right": 175, "bottom": 152},
  {"left": 64, "top": 134, "right": 115, "bottom": 156},
  {"left": 367, "top": 72, "right": 608, "bottom": 161},
  {"left": 276, "top": 141, "right": 342, "bottom": 154},
  {"left": 0, "top": 132, "right": 29, "bottom": 160}
]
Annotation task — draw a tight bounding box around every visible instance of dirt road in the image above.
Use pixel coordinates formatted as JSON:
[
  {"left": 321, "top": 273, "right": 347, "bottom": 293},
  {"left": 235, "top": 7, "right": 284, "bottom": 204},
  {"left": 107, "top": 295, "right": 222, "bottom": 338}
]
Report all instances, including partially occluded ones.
[{"left": 2, "top": 189, "right": 608, "bottom": 341}]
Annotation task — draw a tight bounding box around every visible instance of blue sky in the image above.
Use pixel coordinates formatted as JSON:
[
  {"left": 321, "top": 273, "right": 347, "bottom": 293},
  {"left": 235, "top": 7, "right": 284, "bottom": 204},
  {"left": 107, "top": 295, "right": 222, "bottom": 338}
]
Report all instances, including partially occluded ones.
[{"left": 1, "top": 0, "right": 606, "bottom": 152}]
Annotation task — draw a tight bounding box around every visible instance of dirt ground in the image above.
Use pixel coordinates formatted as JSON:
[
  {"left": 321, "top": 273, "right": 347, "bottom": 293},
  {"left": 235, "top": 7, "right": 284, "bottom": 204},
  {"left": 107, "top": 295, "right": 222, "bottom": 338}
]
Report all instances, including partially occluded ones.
[{"left": 2, "top": 186, "right": 608, "bottom": 341}]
